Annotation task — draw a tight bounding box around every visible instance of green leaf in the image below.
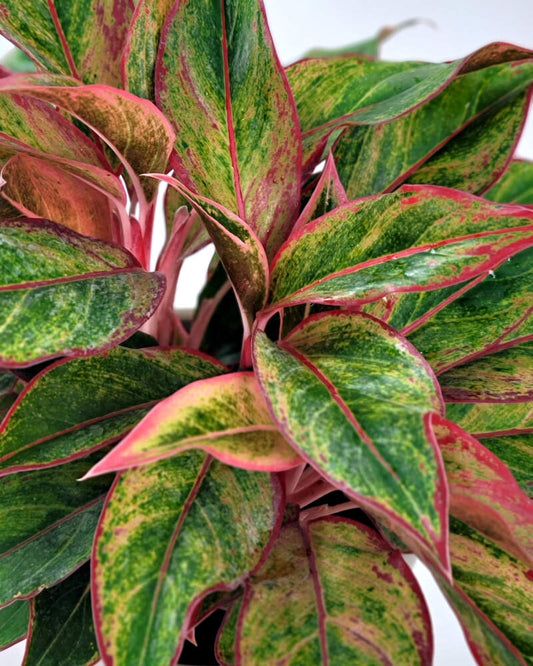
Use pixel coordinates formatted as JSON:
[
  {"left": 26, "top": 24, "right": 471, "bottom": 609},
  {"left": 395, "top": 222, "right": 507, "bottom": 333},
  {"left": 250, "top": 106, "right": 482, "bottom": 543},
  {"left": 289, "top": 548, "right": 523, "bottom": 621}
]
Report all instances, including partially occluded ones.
[
  {"left": 0, "top": 218, "right": 165, "bottom": 367},
  {"left": 0, "top": 0, "right": 135, "bottom": 86},
  {"left": 1, "top": 153, "right": 121, "bottom": 241},
  {"left": 407, "top": 245, "right": 533, "bottom": 373},
  {"left": 155, "top": 0, "right": 301, "bottom": 257},
  {"left": 433, "top": 415, "right": 533, "bottom": 566},
  {"left": 92, "top": 451, "right": 281, "bottom": 665},
  {"left": 405, "top": 91, "right": 530, "bottom": 193},
  {"left": 215, "top": 597, "right": 242, "bottom": 666},
  {"left": 86, "top": 371, "right": 302, "bottom": 476},
  {"left": 0, "top": 47, "right": 36, "bottom": 73},
  {"left": 269, "top": 185, "right": 533, "bottom": 310},
  {"left": 0, "top": 601, "right": 28, "bottom": 650},
  {"left": 0, "top": 73, "right": 175, "bottom": 200},
  {"left": 449, "top": 518, "right": 533, "bottom": 664},
  {"left": 253, "top": 311, "right": 450, "bottom": 573},
  {"left": 485, "top": 159, "right": 533, "bottom": 205},
  {"left": 155, "top": 175, "right": 268, "bottom": 330},
  {"left": 329, "top": 56, "right": 533, "bottom": 197},
  {"left": 237, "top": 518, "right": 432, "bottom": 664},
  {"left": 0, "top": 454, "right": 111, "bottom": 607},
  {"left": 122, "top": 0, "right": 175, "bottom": 100},
  {"left": 0, "top": 346, "right": 224, "bottom": 476},
  {"left": 24, "top": 564, "right": 98, "bottom": 666},
  {"left": 480, "top": 435, "right": 533, "bottom": 496},
  {"left": 434, "top": 572, "right": 526, "bottom": 665}
]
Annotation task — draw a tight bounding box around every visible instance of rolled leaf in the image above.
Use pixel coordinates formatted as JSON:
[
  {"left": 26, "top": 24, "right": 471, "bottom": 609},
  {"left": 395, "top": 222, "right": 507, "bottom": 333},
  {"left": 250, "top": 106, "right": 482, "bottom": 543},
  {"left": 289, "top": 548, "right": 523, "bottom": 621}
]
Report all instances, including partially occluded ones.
[
  {"left": 0, "top": 346, "right": 224, "bottom": 476},
  {"left": 270, "top": 185, "right": 533, "bottom": 310},
  {"left": 0, "top": 601, "right": 28, "bottom": 650},
  {"left": 237, "top": 517, "right": 432, "bottom": 664},
  {"left": 253, "top": 311, "right": 450, "bottom": 573},
  {"left": 0, "top": 454, "right": 111, "bottom": 607},
  {"left": 408, "top": 245, "right": 533, "bottom": 373},
  {"left": 86, "top": 371, "right": 302, "bottom": 476},
  {"left": 0, "top": 73, "right": 175, "bottom": 199},
  {"left": 154, "top": 175, "right": 268, "bottom": 329},
  {"left": 485, "top": 159, "right": 533, "bottom": 205},
  {"left": 155, "top": 0, "right": 301, "bottom": 256},
  {"left": 449, "top": 518, "right": 533, "bottom": 664},
  {"left": 92, "top": 451, "right": 281, "bottom": 666},
  {"left": 24, "top": 563, "right": 98, "bottom": 666},
  {"left": 0, "top": 218, "right": 165, "bottom": 366},
  {"left": 433, "top": 415, "right": 533, "bottom": 566}
]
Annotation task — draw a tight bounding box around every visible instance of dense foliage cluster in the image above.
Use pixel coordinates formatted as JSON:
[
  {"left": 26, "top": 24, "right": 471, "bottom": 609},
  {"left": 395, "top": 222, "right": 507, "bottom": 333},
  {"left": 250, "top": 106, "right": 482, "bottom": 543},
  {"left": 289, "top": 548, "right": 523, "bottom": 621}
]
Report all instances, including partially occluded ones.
[{"left": 0, "top": 1, "right": 532, "bottom": 664}]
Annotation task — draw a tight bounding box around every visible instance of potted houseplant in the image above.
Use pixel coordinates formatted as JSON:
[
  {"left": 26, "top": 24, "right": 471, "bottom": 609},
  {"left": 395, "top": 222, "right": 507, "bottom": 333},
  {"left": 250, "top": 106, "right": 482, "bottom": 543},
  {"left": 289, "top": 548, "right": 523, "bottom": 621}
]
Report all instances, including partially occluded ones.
[{"left": 0, "top": 0, "right": 531, "bottom": 664}]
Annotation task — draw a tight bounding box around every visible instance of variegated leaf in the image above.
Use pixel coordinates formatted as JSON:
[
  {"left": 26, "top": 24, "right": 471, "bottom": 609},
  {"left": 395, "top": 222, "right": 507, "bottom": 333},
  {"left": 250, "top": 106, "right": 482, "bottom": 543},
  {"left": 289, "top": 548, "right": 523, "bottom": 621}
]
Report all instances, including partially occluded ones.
[
  {"left": 253, "top": 311, "right": 450, "bottom": 573},
  {"left": 155, "top": 0, "right": 301, "bottom": 257},
  {"left": 0, "top": 218, "right": 164, "bottom": 366},
  {"left": 0, "top": 453, "right": 112, "bottom": 607},
  {"left": 236, "top": 517, "right": 432, "bottom": 664},
  {"left": 433, "top": 414, "right": 533, "bottom": 566},
  {"left": 269, "top": 185, "right": 533, "bottom": 311},
  {"left": 481, "top": 434, "right": 533, "bottom": 496},
  {"left": 86, "top": 372, "right": 301, "bottom": 476},
  {"left": 449, "top": 518, "right": 533, "bottom": 664},
  {"left": 486, "top": 159, "right": 533, "bottom": 205},
  {"left": 92, "top": 451, "right": 281, "bottom": 666},
  {"left": 0, "top": 346, "right": 224, "bottom": 476}
]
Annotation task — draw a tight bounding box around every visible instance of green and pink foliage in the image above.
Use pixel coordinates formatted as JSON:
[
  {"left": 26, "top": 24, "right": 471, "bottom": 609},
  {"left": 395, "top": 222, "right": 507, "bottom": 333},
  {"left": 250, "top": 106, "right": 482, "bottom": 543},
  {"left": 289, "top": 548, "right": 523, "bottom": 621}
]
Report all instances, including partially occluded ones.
[{"left": 0, "top": 0, "right": 531, "bottom": 664}]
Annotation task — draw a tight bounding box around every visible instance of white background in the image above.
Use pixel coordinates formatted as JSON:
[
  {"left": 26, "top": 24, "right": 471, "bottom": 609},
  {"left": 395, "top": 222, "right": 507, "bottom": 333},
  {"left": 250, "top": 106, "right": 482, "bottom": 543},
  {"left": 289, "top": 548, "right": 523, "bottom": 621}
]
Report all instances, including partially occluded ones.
[{"left": 3, "top": 0, "right": 533, "bottom": 663}]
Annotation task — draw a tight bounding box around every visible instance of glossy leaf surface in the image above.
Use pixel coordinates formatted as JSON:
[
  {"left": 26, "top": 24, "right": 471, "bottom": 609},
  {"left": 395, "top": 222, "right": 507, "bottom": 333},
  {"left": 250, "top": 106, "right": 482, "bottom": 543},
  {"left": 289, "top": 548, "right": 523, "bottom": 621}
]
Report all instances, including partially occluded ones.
[
  {"left": 0, "top": 454, "right": 111, "bottom": 607},
  {"left": 0, "top": 73, "right": 175, "bottom": 198},
  {"left": 0, "top": 346, "right": 224, "bottom": 476},
  {"left": 270, "top": 185, "right": 533, "bottom": 309},
  {"left": 253, "top": 311, "right": 449, "bottom": 572},
  {"left": 87, "top": 372, "right": 301, "bottom": 476},
  {"left": 434, "top": 415, "right": 533, "bottom": 565},
  {"left": 0, "top": 601, "right": 28, "bottom": 650},
  {"left": 25, "top": 563, "right": 98, "bottom": 666},
  {"left": 156, "top": 0, "right": 301, "bottom": 256},
  {"left": 408, "top": 245, "right": 533, "bottom": 373},
  {"left": 449, "top": 519, "right": 533, "bottom": 664},
  {"left": 93, "top": 451, "right": 280, "bottom": 666},
  {"left": 486, "top": 159, "right": 533, "bottom": 205},
  {"left": 237, "top": 517, "right": 432, "bottom": 665},
  {"left": 0, "top": 218, "right": 164, "bottom": 366}
]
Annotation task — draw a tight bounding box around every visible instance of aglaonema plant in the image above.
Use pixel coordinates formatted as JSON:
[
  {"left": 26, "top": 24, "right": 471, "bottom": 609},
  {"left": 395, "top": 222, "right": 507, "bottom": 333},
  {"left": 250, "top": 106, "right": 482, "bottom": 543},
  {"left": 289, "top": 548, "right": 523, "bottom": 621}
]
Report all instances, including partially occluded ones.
[{"left": 0, "top": 1, "right": 531, "bottom": 664}]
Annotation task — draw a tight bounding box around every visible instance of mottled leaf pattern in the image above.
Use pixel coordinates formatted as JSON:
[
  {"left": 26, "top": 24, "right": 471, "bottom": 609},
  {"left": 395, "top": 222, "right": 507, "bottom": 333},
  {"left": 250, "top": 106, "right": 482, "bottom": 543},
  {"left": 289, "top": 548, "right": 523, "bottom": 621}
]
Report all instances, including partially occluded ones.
[
  {"left": 0, "top": 218, "right": 164, "bottom": 366},
  {"left": 481, "top": 434, "right": 533, "bottom": 495},
  {"left": 253, "top": 311, "right": 449, "bottom": 572},
  {"left": 237, "top": 518, "right": 432, "bottom": 665},
  {"left": 0, "top": 346, "right": 223, "bottom": 476},
  {"left": 87, "top": 372, "right": 301, "bottom": 476},
  {"left": 156, "top": 0, "right": 301, "bottom": 256},
  {"left": 0, "top": 454, "right": 111, "bottom": 607},
  {"left": 0, "top": 600, "right": 28, "bottom": 650},
  {"left": 486, "top": 159, "right": 533, "bottom": 205},
  {"left": 92, "top": 452, "right": 280, "bottom": 666},
  {"left": 433, "top": 415, "right": 533, "bottom": 566},
  {"left": 270, "top": 185, "right": 533, "bottom": 310},
  {"left": 24, "top": 563, "right": 98, "bottom": 666},
  {"left": 449, "top": 518, "right": 533, "bottom": 664}
]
